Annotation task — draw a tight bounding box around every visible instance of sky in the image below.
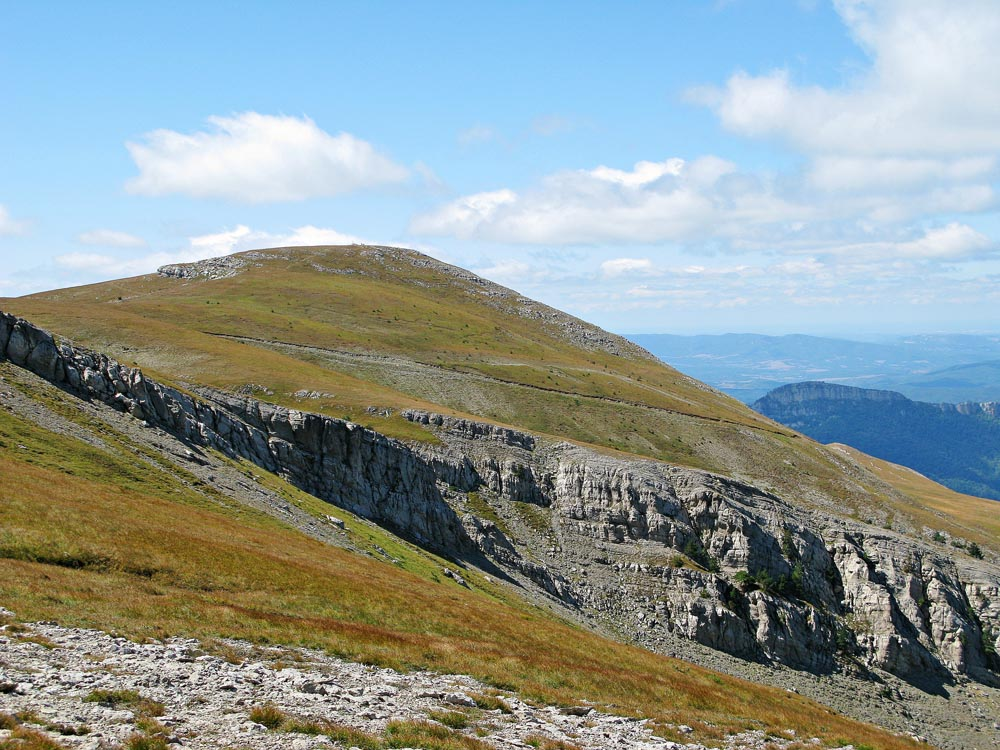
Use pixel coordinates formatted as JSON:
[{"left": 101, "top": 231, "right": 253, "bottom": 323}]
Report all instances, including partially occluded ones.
[{"left": 2, "top": 0, "right": 1000, "bottom": 337}]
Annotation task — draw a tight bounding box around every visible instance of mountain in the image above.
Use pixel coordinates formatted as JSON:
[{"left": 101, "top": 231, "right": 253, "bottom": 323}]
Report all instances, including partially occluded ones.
[
  {"left": 896, "top": 360, "right": 1000, "bottom": 403},
  {"left": 628, "top": 332, "right": 1000, "bottom": 404},
  {"left": 752, "top": 381, "right": 1000, "bottom": 501},
  {"left": 2, "top": 246, "right": 999, "bottom": 749}
]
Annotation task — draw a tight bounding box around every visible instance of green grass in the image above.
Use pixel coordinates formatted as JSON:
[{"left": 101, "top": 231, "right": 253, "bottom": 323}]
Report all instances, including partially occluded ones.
[
  {"left": 248, "top": 703, "right": 287, "bottom": 729},
  {"left": 0, "top": 405, "right": 923, "bottom": 750},
  {"left": 425, "top": 709, "right": 472, "bottom": 729},
  {"left": 384, "top": 719, "right": 490, "bottom": 750},
  {"left": 83, "top": 689, "right": 164, "bottom": 717}
]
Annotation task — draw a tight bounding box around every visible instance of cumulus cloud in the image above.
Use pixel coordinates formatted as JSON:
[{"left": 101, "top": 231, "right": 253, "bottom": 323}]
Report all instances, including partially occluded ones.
[
  {"left": 822, "top": 222, "right": 996, "bottom": 262},
  {"left": 410, "top": 189, "right": 517, "bottom": 239},
  {"left": 411, "top": 157, "right": 761, "bottom": 244},
  {"left": 54, "top": 225, "right": 368, "bottom": 279},
  {"left": 126, "top": 112, "right": 409, "bottom": 202},
  {"left": 0, "top": 205, "right": 28, "bottom": 235},
  {"left": 77, "top": 229, "right": 146, "bottom": 248},
  {"left": 704, "top": 1, "right": 1000, "bottom": 157}
]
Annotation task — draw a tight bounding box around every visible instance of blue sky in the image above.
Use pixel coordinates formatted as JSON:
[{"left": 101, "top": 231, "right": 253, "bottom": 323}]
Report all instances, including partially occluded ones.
[{"left": 2, "top": 0, "right": 999, "bottom": 336}]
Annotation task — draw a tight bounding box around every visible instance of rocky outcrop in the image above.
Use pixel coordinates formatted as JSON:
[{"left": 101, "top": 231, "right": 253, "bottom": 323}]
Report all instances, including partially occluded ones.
[
  {"left": 2, "top": 310, "right": 998, "bottom": 689},
  {"left": 0, "top": 615, "right": 821, "bottom": 750},
  {"left": 0, "top": 312, "right": 469, "bottom": 555},
  {"left": 944, "top": 401, "right": 1000, "bottom": 419},
  {"left": 411, "top": 411, "right": 1000, "bottom": 685},
  {"left": 157, "top": 251, "right": 282, "bottom": 280}
]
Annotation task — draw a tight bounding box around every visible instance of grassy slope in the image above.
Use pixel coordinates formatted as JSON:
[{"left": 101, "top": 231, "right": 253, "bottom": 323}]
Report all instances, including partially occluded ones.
[
  {"left": 0, "top": 380, "right": 919, "bottom": 750},
  {"left": 829, "top": 443, "right": 1000, "bottom": 555},
  {"left": 0, "top": 246, "right": 910, "bottom": 511}
]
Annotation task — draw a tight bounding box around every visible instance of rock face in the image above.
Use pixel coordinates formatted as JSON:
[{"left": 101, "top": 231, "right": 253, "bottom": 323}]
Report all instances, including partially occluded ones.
[
  {"left": 2, "top": 311, "right": 999, "bottom": 690},
  {"left": 407, "top": 415, "right": 1000, "bottom": 684}
]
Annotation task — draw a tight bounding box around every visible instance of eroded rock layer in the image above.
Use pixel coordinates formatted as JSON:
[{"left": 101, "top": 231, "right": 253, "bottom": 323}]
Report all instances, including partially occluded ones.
[{"left": 1, "top": 311, "right": 998, "bottom": 689}]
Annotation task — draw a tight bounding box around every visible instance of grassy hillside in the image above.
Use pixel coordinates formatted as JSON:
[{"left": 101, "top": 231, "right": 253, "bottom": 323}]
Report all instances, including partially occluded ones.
[
  {"left": 0, "top": 363, "right": 920, "bottom": 749},
  {"left": 0, "top": 245, "right": 928, "bottom": 519},
  {"left": 829, "top": 444, "right": 1000, "bottom": 555}
]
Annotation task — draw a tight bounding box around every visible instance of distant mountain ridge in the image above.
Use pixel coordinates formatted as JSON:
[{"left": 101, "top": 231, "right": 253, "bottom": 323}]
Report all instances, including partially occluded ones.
[
  {"left": 753, "top": 381, "right": 1000, "bottom": 500},
  {"left": 627, "top": 332, "right": 1000, "bottom": 403}
]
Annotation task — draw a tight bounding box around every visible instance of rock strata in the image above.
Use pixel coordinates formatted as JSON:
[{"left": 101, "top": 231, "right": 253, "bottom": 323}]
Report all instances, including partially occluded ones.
[{"left": 1, "top": 310, "right": 998, "bottom": 696}]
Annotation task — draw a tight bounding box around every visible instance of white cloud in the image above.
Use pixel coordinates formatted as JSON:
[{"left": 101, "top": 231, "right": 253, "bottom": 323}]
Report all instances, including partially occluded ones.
[
  {"left": 457, "top": 124, "right": 500, "bottom": 146},
  {"left": 54, "top": 225, "right": 369, "bottom": 279},
  {"left": 126, "top": 112, "right": 409, "bottom": 202},
  {"left": 825, "top": 222, "right": 995, "bottom": 261},
  {"left": 77, "top": 229, "right": 146, "bottom": 248},
  {"left": 0, "top": 205, "right": 28, "bottom": 236},
  {"left": 410, "top": 189, "right": 517, "bottom": 239},
  {"left": 411, "top": 158, "right": 752, "bottom": 244},
  {"left": 808, "top": 155, "right": 997, "bottom": 193},
  {"left": 472, "top": 260, "right": 533, "bottom": 283},
  {"left": 600, "top": 258, "right": 655, "bottom": 277},
  {"left": 706, "top": 1, "right": 1000, "bottom": 156},
  {"left": 898, "top": 222, "right": 993, "bottom": 259},
  {"left": 590, "top": 159, "right": 684, "bottom": 187}
]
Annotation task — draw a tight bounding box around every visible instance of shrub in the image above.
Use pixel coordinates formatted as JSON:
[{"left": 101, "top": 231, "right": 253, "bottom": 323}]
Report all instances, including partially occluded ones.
[
  {"left": 682, "top": 538, "right": 719, "bottom": 573},
  {"left": 780, "top": 528, "right": 798, "bottom": 560},
  {"left": 0, "top": 726, "right": 68, "bottom": 750},
  {"left": 968, "top": 542, "right": 984, "bottom": 559}
]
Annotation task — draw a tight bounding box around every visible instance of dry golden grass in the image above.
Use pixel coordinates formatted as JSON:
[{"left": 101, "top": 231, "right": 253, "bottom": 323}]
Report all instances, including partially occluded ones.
[
  {"left": 0, "top": 406, "right": 922, "bottom": 750},
  {"left": 1, "top": 245, "right": 932, "bottom": 543},
  {"left": 1, "top": 246, "right": 776, "bottom": 444},
  {"left": 829, "top": 444, "right": 1000, "bottom": 555}
]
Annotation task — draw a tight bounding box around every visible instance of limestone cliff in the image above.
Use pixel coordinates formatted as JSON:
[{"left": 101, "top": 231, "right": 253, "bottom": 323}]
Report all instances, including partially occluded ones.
[{"left": 2, "top": 311, "right": 998, "bottom": 690}]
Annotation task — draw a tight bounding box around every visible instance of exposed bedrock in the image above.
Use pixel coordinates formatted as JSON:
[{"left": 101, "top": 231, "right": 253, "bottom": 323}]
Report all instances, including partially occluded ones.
[{"left": 2, "top": 311, "right": 998, "bottom": 688}]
